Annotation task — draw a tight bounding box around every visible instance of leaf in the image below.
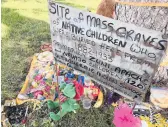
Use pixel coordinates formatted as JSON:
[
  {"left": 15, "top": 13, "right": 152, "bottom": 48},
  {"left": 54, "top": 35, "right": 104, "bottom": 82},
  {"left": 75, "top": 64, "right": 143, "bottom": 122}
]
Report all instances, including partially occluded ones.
[
  {"left": 53, "top": 101, "right": 59, "bottom": 107},
  {"left": 63, "top": 85, "right": 76, "bottom": 98},
  {"left": 72, "top": 103, "right": 80, "bottom": 110},
  {"left": 47, "top": 100, "right": 59, "bottom": 109},
  {"left": 49, "top": 112, "right": 61, "bottom": 121},
  {"left": 59, "top": 82, "right": 66, "bottom": 90}
]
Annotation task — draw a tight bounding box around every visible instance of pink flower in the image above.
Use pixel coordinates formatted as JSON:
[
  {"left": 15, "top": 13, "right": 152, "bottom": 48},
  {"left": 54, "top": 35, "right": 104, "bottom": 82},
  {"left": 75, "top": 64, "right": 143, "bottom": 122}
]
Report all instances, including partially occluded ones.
[
  {"left": 40, "top": 80, "right": 46, "bottom": 85},
  {"left": 34, "top": 75, "right": 43, "bottom": 81},
  {"left": 113, "top": 103, "right": 141, "bottom": 127},
  {"left": 33, "top": 90, "right": 44, "bottom": 98},
  {"left": 45, "top": 86, "right": 51, "bottom": 93}
]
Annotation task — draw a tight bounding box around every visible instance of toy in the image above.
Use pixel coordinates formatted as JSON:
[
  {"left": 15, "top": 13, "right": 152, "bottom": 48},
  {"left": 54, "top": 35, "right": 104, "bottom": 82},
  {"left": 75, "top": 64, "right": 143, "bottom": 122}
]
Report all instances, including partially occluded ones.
[
  {"left": 93, "top": 90, "right": 103, "bottom": 108},
  {"left": 48, "top": 99, "right": 80, "bottom": 121},
  {"left": 73, "top": 81, "right": 84, "bottom": 100}
]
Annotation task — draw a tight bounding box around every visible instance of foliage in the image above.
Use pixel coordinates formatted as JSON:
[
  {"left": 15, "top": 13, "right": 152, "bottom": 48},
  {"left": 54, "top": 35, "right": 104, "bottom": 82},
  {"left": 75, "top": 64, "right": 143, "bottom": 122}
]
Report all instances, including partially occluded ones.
[
  {"left": 26, "top": 101, "right": 114, "bottom": 127},
  {"left": 2, "top": 0, "right": 115, "bottom": 126},
  {"left": 1, "top": 0, "right": 100, "bottom": 101}
]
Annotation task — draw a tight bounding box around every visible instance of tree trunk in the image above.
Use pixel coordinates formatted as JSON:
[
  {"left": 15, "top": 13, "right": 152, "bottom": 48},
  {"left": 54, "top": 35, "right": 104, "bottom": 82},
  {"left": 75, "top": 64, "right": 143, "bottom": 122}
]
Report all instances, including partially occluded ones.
[{"left": 114, "top": 0, "right": 168, "bottom": 34}]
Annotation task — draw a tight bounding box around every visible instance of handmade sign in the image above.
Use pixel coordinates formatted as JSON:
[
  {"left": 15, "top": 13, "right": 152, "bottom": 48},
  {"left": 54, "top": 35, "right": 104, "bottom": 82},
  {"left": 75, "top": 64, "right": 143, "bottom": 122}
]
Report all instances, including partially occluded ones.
[{"left": 48, "top": 1, "right": 167, "bottom": 101}]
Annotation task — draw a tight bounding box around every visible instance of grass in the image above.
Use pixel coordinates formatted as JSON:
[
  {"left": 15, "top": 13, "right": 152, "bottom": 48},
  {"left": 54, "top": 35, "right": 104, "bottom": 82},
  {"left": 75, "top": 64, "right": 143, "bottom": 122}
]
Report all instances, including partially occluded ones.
[
  {"left": 1, "top": 0, "right": 100, "bottom": 100},
  {"left": 1, "top": 0, "right": 114, "bottom": 126}
]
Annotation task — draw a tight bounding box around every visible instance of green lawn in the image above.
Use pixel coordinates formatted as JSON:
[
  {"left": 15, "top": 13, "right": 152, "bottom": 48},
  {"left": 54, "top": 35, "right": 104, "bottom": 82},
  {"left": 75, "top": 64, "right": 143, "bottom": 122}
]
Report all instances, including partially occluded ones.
[
  {"left": 1, "top": 0, "right": 100, "bottom": 100},
  {"left": 1, "top": 0, "right": 115, "bottom": 126}
]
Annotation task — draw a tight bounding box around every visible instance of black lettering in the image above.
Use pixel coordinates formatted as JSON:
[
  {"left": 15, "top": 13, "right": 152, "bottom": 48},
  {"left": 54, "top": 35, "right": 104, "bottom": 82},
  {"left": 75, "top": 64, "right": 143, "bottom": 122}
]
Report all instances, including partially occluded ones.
[
  {"left": 91, "top": 68, "right": 95, "bottom": 73},
  {"left": 143, "top": 35, "right": 151, "bottom": 44},
  {"left": 102, "top": 34, "right": 108, "bottom": 41},
  {"left": 78, "top": 12, "right": 84, "bottom": 22},
  {"left": 62, "top": 21, "right": 67, "bottom": 29},
  {"left": 86, "top": 29, "right": 91, "bottom": 37},
  {"left": 82, "top": 59, "right": 86, "bottom": 63},
  {"left": 148, "top": 53, "right": 156, "bottom": 59},
  {"left": 91, "top": 31, "right": 96, "bottom": 38},
  {"left": 121, "top": 70, "right": 127, "bottom": 75},
  {"left": 115, "top": 67, "right": 121, "bottom": 73},
  {"left": 89, "top": 56, "right": 95, "bottom": 62},
  {"left": 113, "top": 39, "right": 119, "bottom": 45},
  {"left": 134, "top": 33, "right": 141, "bottom": 42},
  {"left": 116, "top": 27, "right": 127, "bottom": 38},
  {"left": 65, "top": 8, "right": 71, "bottom": 20},
  {"left": 131, "top": 74, "right": 138, "bottom": 80},
  {"left": 63, "top": 52, "right": 68, "bottom": 56},
  {"left": 140, "top": 48, "right": 147, "bottom": 55},
  {"left": 97, "top": 71, "right": 101, "bottom": 76},
  {"left": 137, "top": 84, "right": 144, "bottom": 89},
  {"left": 102, "top": 20, "right": 107, "bottom": 29},
  {"left": 59, "top": 6, "right": 65, "bottom": 18},
  {"left": 157, "top": 40, "right": 167, "bottom": 50},
  {"left": 98, "top": 32, "right": 102, "bottom": 40},
  {"left": 108, "top": 36, "right": 113, "bottom": 43},
  {"left": 87, "top": 15, "right": 97, "bottom": 27},
  {"left": 130, "top": 80, "right": 136, "bottom": 85},
  {"left": 81, "top": 28, "right": 85, "bottom": 35},
  {"left": 126, "top": 30, "right": 134, "bottom": 41},
  {"left": 149, "top": 38, "right": 157, "bottom": 48},
  {"left": 96, "top": 18, "right": 101, "bottom": 29},
  {"left": 119, "top": 41, "right": 127, "bottom": 48},
  {"left": 130, "top": 44, "right": 141, "bottom": 53},
  {"left": 107, "top": 23, "right": 114, "bottom": 32},
  {"left": 49, "top": 2, "right": 56, "bottom": 14}
]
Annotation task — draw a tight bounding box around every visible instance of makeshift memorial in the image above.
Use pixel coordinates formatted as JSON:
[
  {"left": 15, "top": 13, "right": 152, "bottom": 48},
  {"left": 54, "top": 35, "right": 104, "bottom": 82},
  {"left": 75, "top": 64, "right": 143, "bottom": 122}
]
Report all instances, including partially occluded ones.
[
  {"left": 14, "top": 49, "right": 167, "bottom": 125},
  {"left": 48, "top": 1, "right": 167, "bottom": 101}
]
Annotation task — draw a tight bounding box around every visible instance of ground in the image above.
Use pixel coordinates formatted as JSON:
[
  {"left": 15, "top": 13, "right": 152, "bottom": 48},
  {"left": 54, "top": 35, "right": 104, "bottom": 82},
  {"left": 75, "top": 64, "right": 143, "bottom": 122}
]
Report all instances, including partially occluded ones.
[
  {"left": 1, "top": 0, "right": 115, "bottom": 126},
  {"left": 1, "top": 0, "right": 100, "bottom": 101}
]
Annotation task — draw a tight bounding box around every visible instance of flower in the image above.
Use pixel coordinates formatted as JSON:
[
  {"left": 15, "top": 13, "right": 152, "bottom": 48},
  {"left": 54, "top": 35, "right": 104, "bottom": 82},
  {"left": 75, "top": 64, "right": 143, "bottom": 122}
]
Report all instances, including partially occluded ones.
[
  {"left": 113, "top": 103, "right": 141, "bottom": 127},
  {"left": 34, "top": 75, "right": 43, "bottom": 82}
]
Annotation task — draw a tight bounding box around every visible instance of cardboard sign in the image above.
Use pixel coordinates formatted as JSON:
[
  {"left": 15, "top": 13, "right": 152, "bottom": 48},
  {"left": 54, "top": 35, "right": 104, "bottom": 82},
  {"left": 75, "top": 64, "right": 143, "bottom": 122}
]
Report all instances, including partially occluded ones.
[{"left": 48, "top": 1, "right": 167, "bottom": 101}]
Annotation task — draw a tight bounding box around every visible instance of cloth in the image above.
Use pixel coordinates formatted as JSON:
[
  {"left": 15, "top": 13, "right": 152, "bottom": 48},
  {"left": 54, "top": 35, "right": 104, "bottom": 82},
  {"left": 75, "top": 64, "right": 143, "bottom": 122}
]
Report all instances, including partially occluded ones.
[{"left": 16, "top": 51, "right": 55, "bottom": 105}]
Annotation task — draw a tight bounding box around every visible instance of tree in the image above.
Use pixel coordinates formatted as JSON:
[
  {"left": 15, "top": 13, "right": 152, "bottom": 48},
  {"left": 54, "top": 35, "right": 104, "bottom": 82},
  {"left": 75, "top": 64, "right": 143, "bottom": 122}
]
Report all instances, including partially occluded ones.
[{"left": 114, "top": 0, "right": 168, "bottom": 37}]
